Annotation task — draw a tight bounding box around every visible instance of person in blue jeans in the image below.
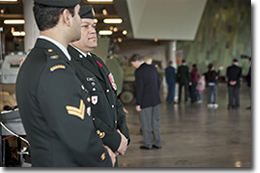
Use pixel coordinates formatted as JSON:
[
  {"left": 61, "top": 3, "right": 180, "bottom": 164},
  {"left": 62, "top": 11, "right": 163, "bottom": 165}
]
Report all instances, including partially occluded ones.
[
  {"left": 204, "top": 63, "right": 223, "bottom": 109},
  {"left": 196, "top": 74, "right": 205, "bottom": 103}
]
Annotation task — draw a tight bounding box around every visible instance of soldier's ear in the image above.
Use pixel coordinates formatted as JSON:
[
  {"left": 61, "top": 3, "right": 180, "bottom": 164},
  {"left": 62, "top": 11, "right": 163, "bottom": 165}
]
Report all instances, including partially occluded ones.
[{"left": 62, "top": 9, "right": 72, "bottom": 27}]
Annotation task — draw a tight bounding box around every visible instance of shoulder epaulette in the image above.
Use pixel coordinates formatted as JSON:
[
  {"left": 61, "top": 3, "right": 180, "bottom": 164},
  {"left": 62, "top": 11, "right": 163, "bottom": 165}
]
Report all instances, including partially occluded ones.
[
  {"left": 44, "top": 49, "right": 60, "bottom": 60},
  {"left": 43, "top": 49, "right": 66, "bottom": 72}
]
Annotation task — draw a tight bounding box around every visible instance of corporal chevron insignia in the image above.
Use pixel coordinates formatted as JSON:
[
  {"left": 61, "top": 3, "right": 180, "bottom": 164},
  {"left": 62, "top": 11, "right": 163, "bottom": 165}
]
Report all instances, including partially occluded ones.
[{"left": 66, "top": 99, "right": 86, "bottom": 120}]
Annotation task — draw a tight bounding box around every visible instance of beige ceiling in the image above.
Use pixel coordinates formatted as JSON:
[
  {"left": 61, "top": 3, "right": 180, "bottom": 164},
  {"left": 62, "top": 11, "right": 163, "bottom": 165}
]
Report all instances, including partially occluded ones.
[
  {"left": 0, "top": 0, "right": 207, "bottom": 42},
  {"left": 126, "top": 0, "right": 207, "bottom": 40}
]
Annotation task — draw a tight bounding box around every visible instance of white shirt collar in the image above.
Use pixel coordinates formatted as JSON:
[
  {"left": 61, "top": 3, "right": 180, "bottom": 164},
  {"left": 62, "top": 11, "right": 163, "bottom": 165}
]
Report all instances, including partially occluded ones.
[
  {"left": 39, "top": 35, "right": 71, "bottom": 61},
  {"left": 70, "top": 45, "right": 92, "bottom": 58}
]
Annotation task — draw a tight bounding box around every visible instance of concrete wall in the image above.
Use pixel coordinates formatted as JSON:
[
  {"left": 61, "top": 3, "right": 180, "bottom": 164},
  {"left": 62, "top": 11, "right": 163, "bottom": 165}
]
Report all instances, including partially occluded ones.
[{"left": 177, "top": 0, "right": 251, "bottom": 76}]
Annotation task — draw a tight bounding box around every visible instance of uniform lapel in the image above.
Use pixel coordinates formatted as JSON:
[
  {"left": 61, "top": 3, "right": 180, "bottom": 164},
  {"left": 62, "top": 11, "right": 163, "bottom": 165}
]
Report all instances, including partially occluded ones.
[
  {"left": 91, "top": 55, "right": 116, "bottom": 105},
  {"left": 68, "top": 45, "right": 105, "bottom": 82},
  {"left": 91, "top": 55, "right": 112, "bottom": 89},
  {"left": 81, "top": 58, "right": 103, "bottom": 80}
]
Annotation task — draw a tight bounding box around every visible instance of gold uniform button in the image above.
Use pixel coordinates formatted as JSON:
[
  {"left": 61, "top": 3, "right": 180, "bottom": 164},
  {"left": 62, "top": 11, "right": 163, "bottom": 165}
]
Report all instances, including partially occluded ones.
[
  {"left": 87, "top": 97, "right": 90, "bottom": 102},
  {"left": 96, "top": 130, "right": 105, "bottom": 138},
  {"left": 99, "top": 132, "right": 105, "bottom": 138},
  {"left": 106, "top": 89, "right": 109, "bottom": 93},
  {"left": 48, "top": 49, "right": 53, "bottom": 52},
  {"left": 112, "top": 105, "right": 114, "bottom": 108}
]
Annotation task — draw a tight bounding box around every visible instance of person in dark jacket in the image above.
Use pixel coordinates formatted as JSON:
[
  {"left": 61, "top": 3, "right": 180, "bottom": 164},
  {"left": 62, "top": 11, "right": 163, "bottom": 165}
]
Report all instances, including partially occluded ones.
[
  {"left": 246, "top": 58, "right": 251, "bottom": 109},
  {"left": 190, "top": 64, "right": 199, "bottom": 103},
  {"left": 129, "top": 54, "right": 162, "bottom": 150},
  {"left": 226, "top": 59, "right": 242, "bottom": 109},
  {"left": 15, "top": 0, "right": 115, "bottom": 167},
  {"left": 177, "top": 60, "right": 191, "bottom": 104},
  {"left": 204, "top": 63, "right": 222, "bottom": 109},
  {"left": 165, "top": 61, "right": 176, "bottom": 104},
  {"left": 68, "top": 5, "right": 130, "bottom": 166}
]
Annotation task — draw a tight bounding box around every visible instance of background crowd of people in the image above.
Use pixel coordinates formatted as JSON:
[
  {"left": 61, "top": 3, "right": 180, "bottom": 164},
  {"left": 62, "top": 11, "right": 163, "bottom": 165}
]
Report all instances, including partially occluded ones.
[{"left": 165, "top": 58, "right": 251, "bottom": 110}]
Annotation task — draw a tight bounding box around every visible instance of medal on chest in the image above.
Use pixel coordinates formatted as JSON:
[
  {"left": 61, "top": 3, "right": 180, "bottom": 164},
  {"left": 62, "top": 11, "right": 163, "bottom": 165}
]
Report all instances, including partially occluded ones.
[
  {"left": 91, "top": 96, "right": 98, "bottom": 105},
  {"left": 108, "top": 73, "right": 117, "bottom": 90}
]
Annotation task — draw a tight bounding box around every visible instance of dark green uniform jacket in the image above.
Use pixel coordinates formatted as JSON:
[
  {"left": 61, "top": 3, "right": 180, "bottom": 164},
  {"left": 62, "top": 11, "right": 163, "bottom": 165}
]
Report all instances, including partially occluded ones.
[
  {"left": 68, "top": 45, "right": 130, "bottom": 152},
  {"left": 16, "top": 38, "right": 112, "bottom": 167}
]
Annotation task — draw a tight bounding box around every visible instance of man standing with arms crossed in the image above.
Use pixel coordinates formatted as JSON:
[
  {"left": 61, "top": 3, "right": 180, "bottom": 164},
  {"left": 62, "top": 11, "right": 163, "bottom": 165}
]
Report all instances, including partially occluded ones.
[
  {"left": 16, "top": 0, "right": 115, "bottom": 167},
  {"left": 68, "top": 5, "right": 130, "bottom": 166}
]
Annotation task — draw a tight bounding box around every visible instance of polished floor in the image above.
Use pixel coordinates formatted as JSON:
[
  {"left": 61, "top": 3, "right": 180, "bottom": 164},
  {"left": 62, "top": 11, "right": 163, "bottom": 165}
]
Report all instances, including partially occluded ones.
[{"left": 118, "top": 83, "right": 252, "bottom": 168}]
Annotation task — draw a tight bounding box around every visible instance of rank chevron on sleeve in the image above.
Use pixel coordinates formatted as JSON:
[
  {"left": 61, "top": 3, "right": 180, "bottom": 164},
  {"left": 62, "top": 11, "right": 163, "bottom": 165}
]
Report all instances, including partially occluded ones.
[{"left": 66, "top": 99, "right": 86, "bottom": 120}]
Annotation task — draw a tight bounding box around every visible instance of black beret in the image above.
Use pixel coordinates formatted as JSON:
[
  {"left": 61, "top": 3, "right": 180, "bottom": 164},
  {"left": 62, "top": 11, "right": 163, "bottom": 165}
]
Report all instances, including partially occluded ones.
[
  {"left": 79, "top": 5, "right": 94, "bottom": 19},
  {"left": 233, "top": 59, "right": 238, "bottom": 62},
  {"left": 34, "top": 0, "right": 81, "bottom": 7}
]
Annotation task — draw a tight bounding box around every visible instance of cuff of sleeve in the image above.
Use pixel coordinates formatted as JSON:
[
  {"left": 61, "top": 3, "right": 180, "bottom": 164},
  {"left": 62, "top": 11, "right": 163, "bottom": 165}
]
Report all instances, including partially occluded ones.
[{"left": 101, "top": 130, "right": 121, "bottom": 152}]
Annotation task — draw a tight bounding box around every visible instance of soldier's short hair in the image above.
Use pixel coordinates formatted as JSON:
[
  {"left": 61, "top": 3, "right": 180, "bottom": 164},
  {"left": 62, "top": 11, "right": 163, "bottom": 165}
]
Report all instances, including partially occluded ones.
[{"left": 33, "top": 3, "right": 76, "bottom": 31}]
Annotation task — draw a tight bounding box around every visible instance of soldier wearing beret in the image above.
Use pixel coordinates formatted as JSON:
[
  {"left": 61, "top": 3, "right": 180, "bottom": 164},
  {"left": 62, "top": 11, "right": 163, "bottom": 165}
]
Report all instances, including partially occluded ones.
[
  {"left": 68, "top": 5, "right": 130, "bottom": 166},
  {"left": 16, "top": 0, "right": 115, "bottom": 167}
]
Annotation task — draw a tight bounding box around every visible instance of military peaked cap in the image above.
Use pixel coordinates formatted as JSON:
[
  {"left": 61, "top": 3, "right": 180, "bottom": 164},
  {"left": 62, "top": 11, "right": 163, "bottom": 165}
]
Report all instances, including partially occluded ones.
[
  {"left": 79, "top": 5, "right": 94, "bottom": 19},
  {"left": 34, "top": 0, "right": 81, "bottom": 7}
]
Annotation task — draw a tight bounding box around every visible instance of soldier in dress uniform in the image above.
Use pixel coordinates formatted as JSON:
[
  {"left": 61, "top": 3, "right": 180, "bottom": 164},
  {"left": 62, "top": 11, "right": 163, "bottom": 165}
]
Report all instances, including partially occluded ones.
[
  {"left": 15, "top": 0, "right": 115, "bottom": 167},
  {"left": 68, "top": 5, "right": 130, "bottom": 165}
]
